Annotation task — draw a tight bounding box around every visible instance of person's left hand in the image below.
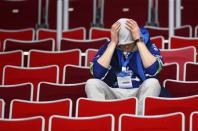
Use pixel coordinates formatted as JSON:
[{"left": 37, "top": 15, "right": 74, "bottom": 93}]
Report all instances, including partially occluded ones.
[{"left": 126, "top": 19, "right": 140, "bottom": 40}]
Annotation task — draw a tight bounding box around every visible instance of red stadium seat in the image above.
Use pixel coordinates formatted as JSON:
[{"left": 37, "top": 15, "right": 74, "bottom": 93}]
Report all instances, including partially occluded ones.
[
  {"left": 0, "top": 99, "right": 5, "bottom": 118},
  {"left": 37, "top": 28, "right": 86, "bottom": 50},
  {"left": 0, "top": 116, "right": 45, "bottom": 131},
  {"left": 164, "top": 79, "right": 198, "bottom": 97},
  {"left": 119, "top": 113, "right": 184, "bottom": 131},
  {"left": 10, "top": 99, "right": 72, "bottom": 131},
  {"left": 63, "top": 65, "right": 92, "bottom": 84},
  {"left": 144, "top": 95, "right": 198, "bottom": 131},
  {"left": 2, "top": 65, "right": 59, "bottom": 101},
  {"left": 4, "top": 39, "right": 55, "bottom": 52},
  {"left": 76, "top": 97, "right": 137, "bottom": 131},
  {"left": 49, "top": 114, "right": 114, "bottom": 131},
  {"left": 37, "top": 82, "right": 86, "bottom": 116},
  {"left": 85, "top": 49, "right": 98, "bottom": 67},
  {"left": 184, "top": 62, "right": 198, "bottom": 81},
  {"left": 150, "top": 36, "right": 165, "bottom": 49},
  {"left": 145, "top": 25, "right": 192, "bottom": 39},
  {"left": 160, "top": 46, "right": 196, "bottom": 80},
  {"left": 60, "top": 38, "right": 108, "bottom": 52},
  {"left": 190, "top": 112, "right": 198, "bottom": 131},
  {"left": 28, "top": 49, "right": 81, "bottom": 83},
  {"left": 0, "top": 50, "right": 23, "bottom": 84},
  {"left": 60, "top": 38, "right": 106, "bottom": 66},
  {"left": 158, "top": 63, "right": 179, "bottom": 85},
  {"left": 0, "top": 83, "right": 33, "bottom": 118},
  {"left": 195, "top": 25, "right": 198, "bottom": 37},
  {"left": 170, "top": 36, "right": 198, "bottom": 61},
  {"left": 89, "top": 27, "right": 111, "bottom": 39},
  {"left": 0, "top": 28, "right": 34, "bottom": 51},
  {"left": 37, "top": 27, "right": 86, "bottom": 40}
]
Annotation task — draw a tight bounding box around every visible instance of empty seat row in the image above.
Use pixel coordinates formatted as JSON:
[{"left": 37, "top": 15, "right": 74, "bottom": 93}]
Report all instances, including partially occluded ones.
[
  {"left": 0, "top": 82, "right": 86, "bottom": 118},
  {"left": 0, "top": 30, "right": 109, "bottom": 51},
  {"left": 1, "top": 27, "right": 198, "bottom": 52},
  {"left": 159, "top": 61, "right": 198, "bottom": 84},
  {"left": 0, "top": 113, "right": 190, "bottom": 131},
  {"left": 2, "top": 112, "right": 194, "bottom": 131},
  {"left": 0, "top": 49, "right": 94, "bottom": 83},
  {"left": 0, "top": 96, "right": 198, "bottom": 131},
  {"left": 1, "top": 65, "right": 91, "bottom": 100}
]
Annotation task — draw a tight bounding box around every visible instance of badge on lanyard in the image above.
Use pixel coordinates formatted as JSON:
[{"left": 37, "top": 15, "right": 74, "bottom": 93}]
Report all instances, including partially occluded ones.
[
  {"left": 117, "top": 70, "right": 133, "bottom": 88},
  {"left": 116, "top": 51, "right": 133, "bottom": 89}
]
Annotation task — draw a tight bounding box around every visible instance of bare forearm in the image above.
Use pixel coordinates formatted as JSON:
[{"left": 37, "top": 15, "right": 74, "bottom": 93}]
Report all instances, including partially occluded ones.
[
  {"left": 97, "top": 42, "right": 117, "bottom": 68},
  {"left": 137, "top": 41, "right": 157, "bottom": 68}
]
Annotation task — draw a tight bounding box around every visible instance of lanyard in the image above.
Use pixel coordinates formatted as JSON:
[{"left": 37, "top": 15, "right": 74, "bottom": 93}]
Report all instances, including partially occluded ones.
[{"left": 117, "top": 50, "right": 134, "bottom": 71}]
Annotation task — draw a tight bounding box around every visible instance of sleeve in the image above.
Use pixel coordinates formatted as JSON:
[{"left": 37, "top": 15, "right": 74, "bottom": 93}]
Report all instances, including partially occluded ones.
[
  {"left": 89, "top": 43, "right": 112, "bottom": 79},
  {"left": 144, "top": 43, "right": 164, "bottom": 77}
]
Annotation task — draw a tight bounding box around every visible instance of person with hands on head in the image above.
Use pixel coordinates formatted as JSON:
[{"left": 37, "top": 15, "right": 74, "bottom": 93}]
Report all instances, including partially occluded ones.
[{"left": 85, "top": 18, "right": 163, "bottom": 115}]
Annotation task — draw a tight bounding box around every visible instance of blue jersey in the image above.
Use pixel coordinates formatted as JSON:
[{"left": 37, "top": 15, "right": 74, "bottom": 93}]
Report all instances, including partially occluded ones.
[{"left": 90, "top": 28, "right": 163, "bottom": 88}]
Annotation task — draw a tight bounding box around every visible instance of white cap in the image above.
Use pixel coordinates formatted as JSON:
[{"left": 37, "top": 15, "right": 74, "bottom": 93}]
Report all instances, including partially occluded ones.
[{"left": 117, "top": 18, "right": 134, "bottom": 45}]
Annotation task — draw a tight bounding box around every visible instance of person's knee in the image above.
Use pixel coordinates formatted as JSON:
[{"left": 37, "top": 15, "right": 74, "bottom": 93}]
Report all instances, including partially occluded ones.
[
  {"left": 85, "top": 78, "right": 102, "bottom": 92},
  {"left": 145, "top": 78, "right": 160, "bottom": 86},
  {"left": 142, "top": 78, "right": 161, "bottom": 92}
]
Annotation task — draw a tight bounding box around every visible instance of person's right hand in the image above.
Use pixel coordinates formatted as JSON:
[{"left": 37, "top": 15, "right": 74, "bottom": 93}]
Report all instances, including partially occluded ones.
[{"left": 110, "top": 21, "right": 121, "bottom": 45}]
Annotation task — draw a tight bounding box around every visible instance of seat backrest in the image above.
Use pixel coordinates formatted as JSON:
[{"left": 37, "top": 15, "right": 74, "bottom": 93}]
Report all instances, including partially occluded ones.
[
  {"left": 0, "top": 50, "right": 23, "bottom": 84},
  {"left": 76, "top": 97, "right": 137, "bottom": 131},
  {"left": 119, "top": 113, "right": 184, "bottom": 131},
  {"left": 0, "top": 28, "right": 34, "bottom": 51},
  {"left": 0, "top": 83, "right": 33, "bottom": 118},
  {"left": 190, "top": 112, "right": 198, "bottom": 131},
  {"left": 195, "top": 25, "right": 198, "bottom": 37},
  {"left": 28, "top": 49, "right": 81, "bottom": 83},
  {"left": 0, "top": 116, "right": 45, "bottom": 131},
  {"left": 89, "top": 27, "right": 111, "bottom": 39},
  {"left": 10, "top": 99, "right": 72, "bottom": 131},
  {"left": 0, "top": 99, "right": 5, "bottom": 119},
  {"left": 158, "top": 63, "right": 179, "bottom": 85},
  {"left": 164, "top": 79, "right": 198, "bottom": 97},
  {"left": 170, "top": 36, "right": 198, "bottom": 49},
  {"left": 63, "top": 65, "right": 92, "bottom": 84},
  {"left": 175, "top": 25, "right": 193, "bottom": 38},
  {"left": 85, "top": 48, "right": 98, "bottom": 67},
  {"left": 144, "top": 95, "right": 198, "bottom": 131},
  {"left": 4, "top": 39, "right": 55, "bottom": 52},
  {"left": 3, "top": 65, "right": 59, "bottom": 101},
  {"left": 37, "top": 82, "right": 86, "bottom": 116},
  {"left": 160, "top": 46, "right": 196, "bottom": 80},
  {"left": 170, "top": 36, "right": 198, "bottom": 61},
  {"left": 184, "top": 62, "right": 198, "bottom": 81},
  {"left": 49, "top": 114, "right": 114, "bottom": 131},
  {"left": 60, "top": 38, "right": 108, "bottom": 52},
  {"left": 150, "top": 36, "right": 164, "bottom": 49},
  {"left": 37, "top": 27, "right": 86, "bottom": 40},
  {"left": 145, "top": 25, "right": 192, "bottom": 39}
]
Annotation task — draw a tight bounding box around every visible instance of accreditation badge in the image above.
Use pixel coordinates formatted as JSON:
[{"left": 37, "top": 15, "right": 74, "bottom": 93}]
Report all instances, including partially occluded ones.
[{"left": 117, "top": 70, "right": 133, "bottom": 89}]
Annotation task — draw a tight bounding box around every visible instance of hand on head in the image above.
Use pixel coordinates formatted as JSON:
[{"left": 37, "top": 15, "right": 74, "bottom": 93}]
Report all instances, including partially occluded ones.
[
  {"left": 110, "top": 18, "right": 141, "bottom": 49},
  {"left": 110, "top": 21, "right": 121, "bottom": 45},
  {"left": 125, "top": 19, "right": 141, "bottom": 40}
]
